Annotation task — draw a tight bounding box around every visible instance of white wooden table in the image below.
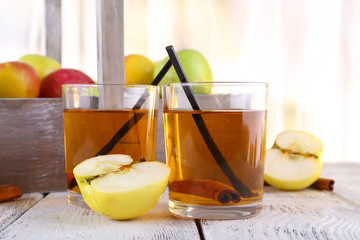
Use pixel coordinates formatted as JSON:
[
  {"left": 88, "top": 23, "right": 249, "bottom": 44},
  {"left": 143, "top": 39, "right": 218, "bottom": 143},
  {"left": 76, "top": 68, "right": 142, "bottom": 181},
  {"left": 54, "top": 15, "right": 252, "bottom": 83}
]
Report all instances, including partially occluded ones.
[{"left": 1, "top": 163, "right": 360, "bottom": 240}]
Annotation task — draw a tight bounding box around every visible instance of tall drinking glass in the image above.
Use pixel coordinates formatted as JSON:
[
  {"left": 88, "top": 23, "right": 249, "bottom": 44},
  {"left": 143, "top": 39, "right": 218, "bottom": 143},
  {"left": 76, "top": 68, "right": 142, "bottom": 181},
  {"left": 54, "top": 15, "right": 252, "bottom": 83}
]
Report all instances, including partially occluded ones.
[
  {"left": 163, "top": 82, "right": 268, "bottom": 219},
  {"left": 62, "top": 84, "right": 159, "bottom": 205}
]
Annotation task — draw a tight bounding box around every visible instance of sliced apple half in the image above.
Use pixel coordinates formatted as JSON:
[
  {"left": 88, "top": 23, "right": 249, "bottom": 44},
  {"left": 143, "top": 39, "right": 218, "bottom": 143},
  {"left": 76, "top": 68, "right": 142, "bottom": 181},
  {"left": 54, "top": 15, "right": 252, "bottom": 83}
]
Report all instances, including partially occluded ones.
[
  {"left": 73, "top": 154, "right": 170, "bottom": 220},
  {"left": 265, "top": 130, "right": 323, "bottom": 190}
]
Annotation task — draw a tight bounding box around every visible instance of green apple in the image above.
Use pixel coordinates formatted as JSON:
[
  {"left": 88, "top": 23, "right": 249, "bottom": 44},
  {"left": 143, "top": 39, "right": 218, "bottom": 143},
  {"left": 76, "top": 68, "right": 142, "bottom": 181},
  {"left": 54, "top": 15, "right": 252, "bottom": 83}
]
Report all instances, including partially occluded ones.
[
  {"left": 0, "top": 61, "right": 40, "bottom": 98},
  {"left": 264, "top": 130, "right": 323, "bottom": 190},
  {"left": 125, "top": 54, "right": 155, "bottom": 85},
  {"left": 19, "top": 54, "right": 61, "bottom": 80},
  {"left": 73, "top": 154, "right": 170, "bottom": 220},
  {"left": 153, "top": 49, "right": 213, "bottom": 94}
]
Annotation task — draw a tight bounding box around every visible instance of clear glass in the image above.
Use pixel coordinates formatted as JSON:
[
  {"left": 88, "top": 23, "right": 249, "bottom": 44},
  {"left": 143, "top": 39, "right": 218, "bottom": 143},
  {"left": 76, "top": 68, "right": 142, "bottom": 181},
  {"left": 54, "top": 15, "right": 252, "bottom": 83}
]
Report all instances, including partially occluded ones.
[
  {"left": 62, "top": 84, "right": 159, "bottom": 206},
  {"left": 162, "top": 82, "right": 268, "bottom": 219}
]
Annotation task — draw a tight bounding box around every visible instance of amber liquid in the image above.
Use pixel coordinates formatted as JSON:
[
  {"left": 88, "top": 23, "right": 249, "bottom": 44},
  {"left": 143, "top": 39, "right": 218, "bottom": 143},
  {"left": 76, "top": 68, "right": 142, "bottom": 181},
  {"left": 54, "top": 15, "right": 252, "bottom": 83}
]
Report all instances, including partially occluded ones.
[
  {"left": 63, "top": 109, "right": 158, "bottom": 193},
  {"left": 164, "top": 110, "right": 267, "bottom": 206}
]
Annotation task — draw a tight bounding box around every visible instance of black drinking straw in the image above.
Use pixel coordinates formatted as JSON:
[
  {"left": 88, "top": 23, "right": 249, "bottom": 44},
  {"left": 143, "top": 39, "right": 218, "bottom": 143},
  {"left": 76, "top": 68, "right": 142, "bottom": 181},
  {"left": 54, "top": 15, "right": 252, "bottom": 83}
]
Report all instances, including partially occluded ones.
[
  {"left": 67, "top": 60, "right": 172, "bottom": 191},
  {"left": 95, "top": 59, "right": 172, "bottom": 156},
  {"left": 165, "top": 45, "right": 255, "bottom": 198}
]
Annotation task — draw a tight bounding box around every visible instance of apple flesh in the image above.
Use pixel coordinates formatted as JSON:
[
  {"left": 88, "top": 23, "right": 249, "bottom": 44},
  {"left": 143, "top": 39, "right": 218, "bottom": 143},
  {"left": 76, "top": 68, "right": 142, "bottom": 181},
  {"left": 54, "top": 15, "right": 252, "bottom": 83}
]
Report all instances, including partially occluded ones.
[
  {"left": 153, "top": 49, "right": 213, "bottom": 95},
  {"left": 125, "top": 54, "right": 155, "bottom": 85},
  {"left": 39, "top": 68, "right": 95, "bottom": 98},
  {"left": 73, "top": 154, "right": 170, "bottom": 220},
  {"left": 19, "top": 54, "right": 61, "bottom": 80},
  {"left": 265, "top": 130, "right": 323, "bottom": 190},
  {"left": 0, "top": 61, "right": 40, "bottom": 98}
]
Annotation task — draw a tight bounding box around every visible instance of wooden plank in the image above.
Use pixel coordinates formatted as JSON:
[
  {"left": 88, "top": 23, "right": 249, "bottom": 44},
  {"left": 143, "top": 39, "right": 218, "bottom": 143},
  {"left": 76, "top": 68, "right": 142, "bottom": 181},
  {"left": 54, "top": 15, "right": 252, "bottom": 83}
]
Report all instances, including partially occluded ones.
[
  {"left": 320, "top": 163, "right": 360, "bottom": 201},
  {"left": 199, "top": 163, "right": 360, "bottom": 240},
  {"left": 0, "top": 193, "right": 43, "bottom": 232},
  {"left": 96, "top": 0, "right": 124, "bottom": 84},
  {"left": 0, "top": 99, "right": 66, "bottom": 193},
  {"left": 0, "top": 190, "right": 200, "bottom": 239},
  {"left": 156, "top": 103, "right": 166, "bottom": 163},
  {"left": 45, "top": 0, "right": 62, "bottom": 64}
]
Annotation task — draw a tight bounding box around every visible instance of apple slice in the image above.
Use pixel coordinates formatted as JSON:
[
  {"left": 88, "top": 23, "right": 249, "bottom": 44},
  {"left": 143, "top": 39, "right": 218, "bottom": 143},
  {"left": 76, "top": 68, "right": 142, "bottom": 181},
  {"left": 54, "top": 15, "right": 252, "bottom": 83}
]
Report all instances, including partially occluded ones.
[
  {"left": 265, "top": 130, "right": 323, "bottom": 190},
  {"left": 73, "top": 154, "right": 170, "bottom": 220}
]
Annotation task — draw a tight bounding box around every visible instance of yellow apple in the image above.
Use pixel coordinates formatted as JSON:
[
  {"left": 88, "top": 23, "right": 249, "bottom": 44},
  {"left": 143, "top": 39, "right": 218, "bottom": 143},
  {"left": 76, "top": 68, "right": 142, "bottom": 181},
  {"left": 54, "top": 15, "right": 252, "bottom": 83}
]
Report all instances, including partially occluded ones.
[
  {"left": 19, "top": 54, "right": 61, "bottom": 80},
  {"left": 73, "top": 154, "right": 170, "bottom": 220},
  {"left": 125, "top": 54, "right": 155, "bottom": 85}
]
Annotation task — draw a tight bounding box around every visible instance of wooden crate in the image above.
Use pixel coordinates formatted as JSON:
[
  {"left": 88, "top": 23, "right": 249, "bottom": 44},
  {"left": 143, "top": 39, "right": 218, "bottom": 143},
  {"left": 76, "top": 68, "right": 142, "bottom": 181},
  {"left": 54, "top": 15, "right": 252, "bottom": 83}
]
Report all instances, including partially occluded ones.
[
  {"left": 0, "top": 98, "right": 166, "bottom": 193},
  {"left": 0, "top": 99, "right": 66, "bottom": 193},
  {"left": 0, "top": 0, "right": 159, "bottom": 193}
]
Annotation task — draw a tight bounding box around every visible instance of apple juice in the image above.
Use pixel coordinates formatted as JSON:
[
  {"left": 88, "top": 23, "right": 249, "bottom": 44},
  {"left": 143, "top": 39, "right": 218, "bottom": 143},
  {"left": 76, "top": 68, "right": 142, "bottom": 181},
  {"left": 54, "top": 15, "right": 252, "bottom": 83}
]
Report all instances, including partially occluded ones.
[
  {"left": 164, "top": 109, "right": 267, "bottom": 206},
  {"left": 63, "top": 109, "right": 158, "bottom": 193}
]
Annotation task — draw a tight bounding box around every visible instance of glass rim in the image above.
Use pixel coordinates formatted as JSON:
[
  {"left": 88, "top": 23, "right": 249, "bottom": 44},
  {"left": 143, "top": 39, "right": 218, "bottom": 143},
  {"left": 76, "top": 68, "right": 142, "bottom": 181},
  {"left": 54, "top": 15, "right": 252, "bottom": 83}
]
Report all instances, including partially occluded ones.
[
  {"left": 162, "top": 81, "right": 268, "bottom": 87},
  {"left": 62, "top": 84, "right": 159, "bottom": 89}
]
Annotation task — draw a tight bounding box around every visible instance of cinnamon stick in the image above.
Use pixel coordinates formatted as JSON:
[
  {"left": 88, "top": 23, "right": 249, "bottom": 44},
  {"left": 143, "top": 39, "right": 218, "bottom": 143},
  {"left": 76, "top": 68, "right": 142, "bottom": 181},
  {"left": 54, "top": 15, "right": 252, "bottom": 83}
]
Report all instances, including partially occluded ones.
[
  {"left": 0, "top": 184, "right": 22, "bottom": 203},
  {"left": 170, "top": 179, "right": 241, "bottom": 204},
  {"left": 311, "top": 178, "right": 335, "bottom": 191},
  {"left": 264, "top": 178, "right": 335, "bottom": 191}
]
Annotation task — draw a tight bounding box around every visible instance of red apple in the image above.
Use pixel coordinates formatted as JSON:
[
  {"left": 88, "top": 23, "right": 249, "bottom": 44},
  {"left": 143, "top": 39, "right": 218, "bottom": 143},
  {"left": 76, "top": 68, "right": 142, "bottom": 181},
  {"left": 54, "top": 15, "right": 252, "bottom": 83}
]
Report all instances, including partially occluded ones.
[
  {"left": 0, "top": 61, "right": 40, "bottom": 98},
  {"left": 40, "top": 69, "right": 95, "bottom": 98}
]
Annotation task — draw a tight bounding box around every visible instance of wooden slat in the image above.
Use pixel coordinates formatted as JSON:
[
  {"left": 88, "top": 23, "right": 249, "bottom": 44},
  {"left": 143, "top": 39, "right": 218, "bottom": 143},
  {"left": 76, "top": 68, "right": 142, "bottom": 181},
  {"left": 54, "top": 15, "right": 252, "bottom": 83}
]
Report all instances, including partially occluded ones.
[
  {"left": 320, "top": 163, "right": 360, "bottom": 202},
  {"left": 96, "top": 0, "right": 124, "bottom": 84},
  {"left": 0, "top": 190, "right": 200, "bottom": 239},
  {"left": 156, "top": 103, "right": 166, "bottom": 163},
  {"left": 0, "top": 99, "right": 66, "bottom": 193},
  {"left": 45, "top": 0, "right": 62, "bottom": 64},
  {"left": 0, "top": 193, "right": 43, "bottom": 232},
  {"left": 199, "top": 163, "right": 360, "bottom": 240}
]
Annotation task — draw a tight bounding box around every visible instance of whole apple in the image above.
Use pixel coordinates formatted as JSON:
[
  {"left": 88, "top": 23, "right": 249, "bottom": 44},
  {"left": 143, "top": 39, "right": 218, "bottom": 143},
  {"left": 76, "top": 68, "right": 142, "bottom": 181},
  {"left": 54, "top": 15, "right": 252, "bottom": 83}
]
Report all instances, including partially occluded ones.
[
  {"left": 19, "top": 54, "right": 61, "bottom": 80},
  {"left": 153, "top": 49, "right": 213, "bottom": 94},
  {"left": 0, "top": 61, "right": 40, "bottom": 98},
  {"left": 40, "top": 69, "right": 95, "bottom": 98},
  {"left": 125, "top": 54, "right": 155, "bottom": 85}
]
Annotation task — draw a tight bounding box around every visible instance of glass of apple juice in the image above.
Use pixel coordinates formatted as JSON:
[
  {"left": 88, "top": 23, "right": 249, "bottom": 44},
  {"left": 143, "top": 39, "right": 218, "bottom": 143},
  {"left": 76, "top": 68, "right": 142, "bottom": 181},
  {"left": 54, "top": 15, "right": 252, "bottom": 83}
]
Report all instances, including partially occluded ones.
[
  {"left": 162, "top": 82, "right": 268, "bottom": 219},
  {"left": 62, "top": 84, "right": 159, "bottom": 205}
]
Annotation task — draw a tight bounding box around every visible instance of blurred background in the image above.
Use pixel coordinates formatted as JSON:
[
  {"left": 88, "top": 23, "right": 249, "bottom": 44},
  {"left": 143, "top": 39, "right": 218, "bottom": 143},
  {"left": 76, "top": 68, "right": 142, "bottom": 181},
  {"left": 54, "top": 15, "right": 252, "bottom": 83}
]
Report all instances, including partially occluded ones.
[{"left": 0, "top": 0, "right": 359, "bottom": 163}]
